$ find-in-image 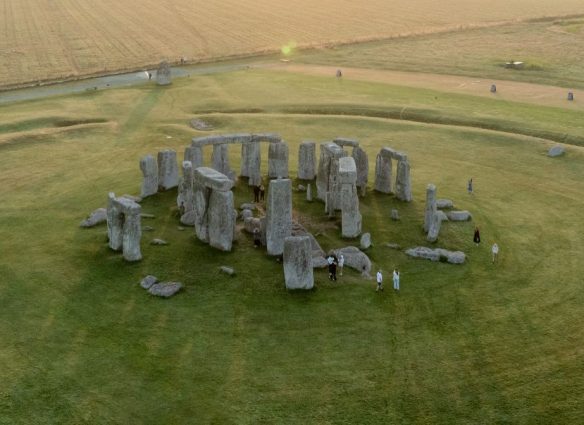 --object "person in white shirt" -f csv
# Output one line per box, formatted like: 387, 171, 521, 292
393, 269, 400, 291
338, 254, 344, 276
492, 243, 499, 263
376, 270, 383, 292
